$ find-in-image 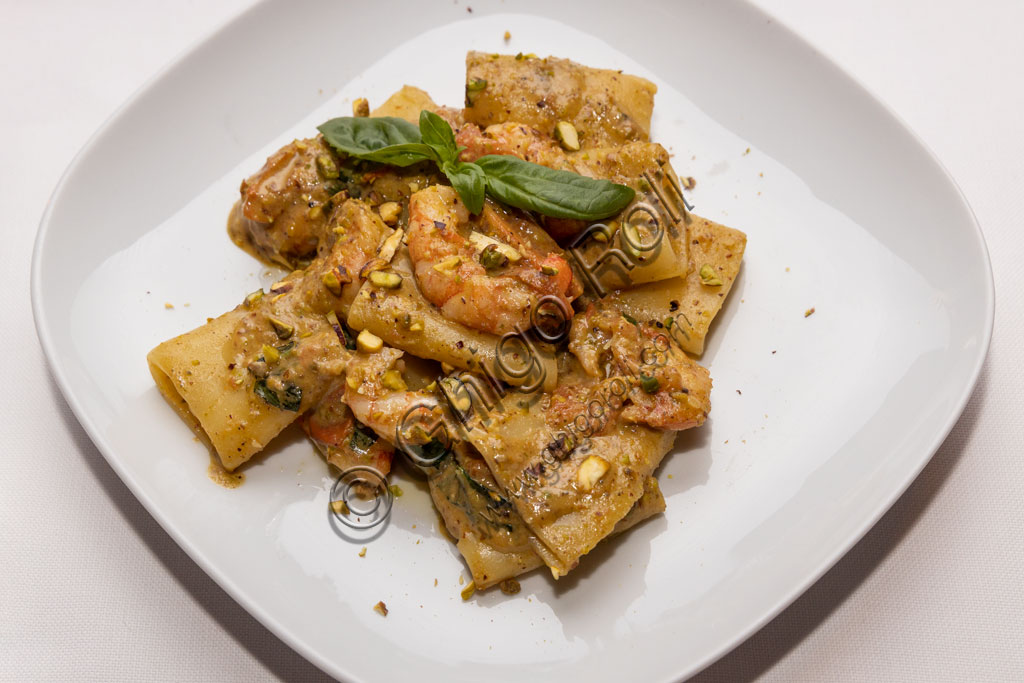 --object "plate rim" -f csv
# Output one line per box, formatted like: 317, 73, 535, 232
30, 1, 995, 680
